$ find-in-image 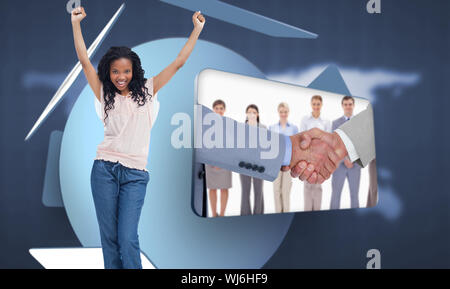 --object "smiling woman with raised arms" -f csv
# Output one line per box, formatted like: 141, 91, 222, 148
71, 6, 205, 269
